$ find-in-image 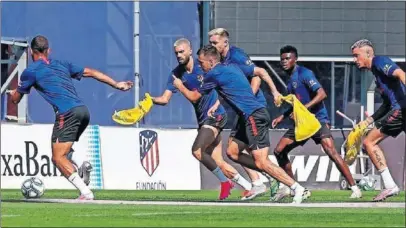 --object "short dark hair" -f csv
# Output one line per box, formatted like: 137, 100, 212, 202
197, 45, 221, 61
280, 45, 298, 58
30, 35, 49, 54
